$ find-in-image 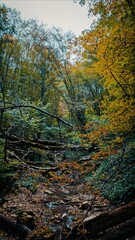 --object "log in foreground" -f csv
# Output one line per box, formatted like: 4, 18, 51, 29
0, 214, 31, 239
99, 217, 135, 240
65, 201, 135, 240
0, 202, 135, 240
